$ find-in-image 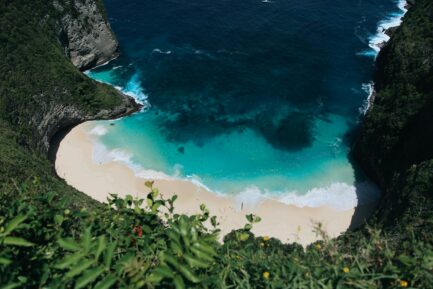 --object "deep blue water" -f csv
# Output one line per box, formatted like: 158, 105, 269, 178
86, 0, 406, 209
